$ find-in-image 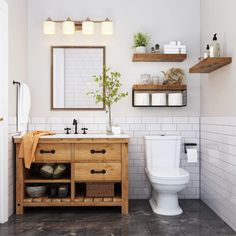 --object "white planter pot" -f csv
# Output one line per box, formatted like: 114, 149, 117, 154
135, 46, 146, 53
